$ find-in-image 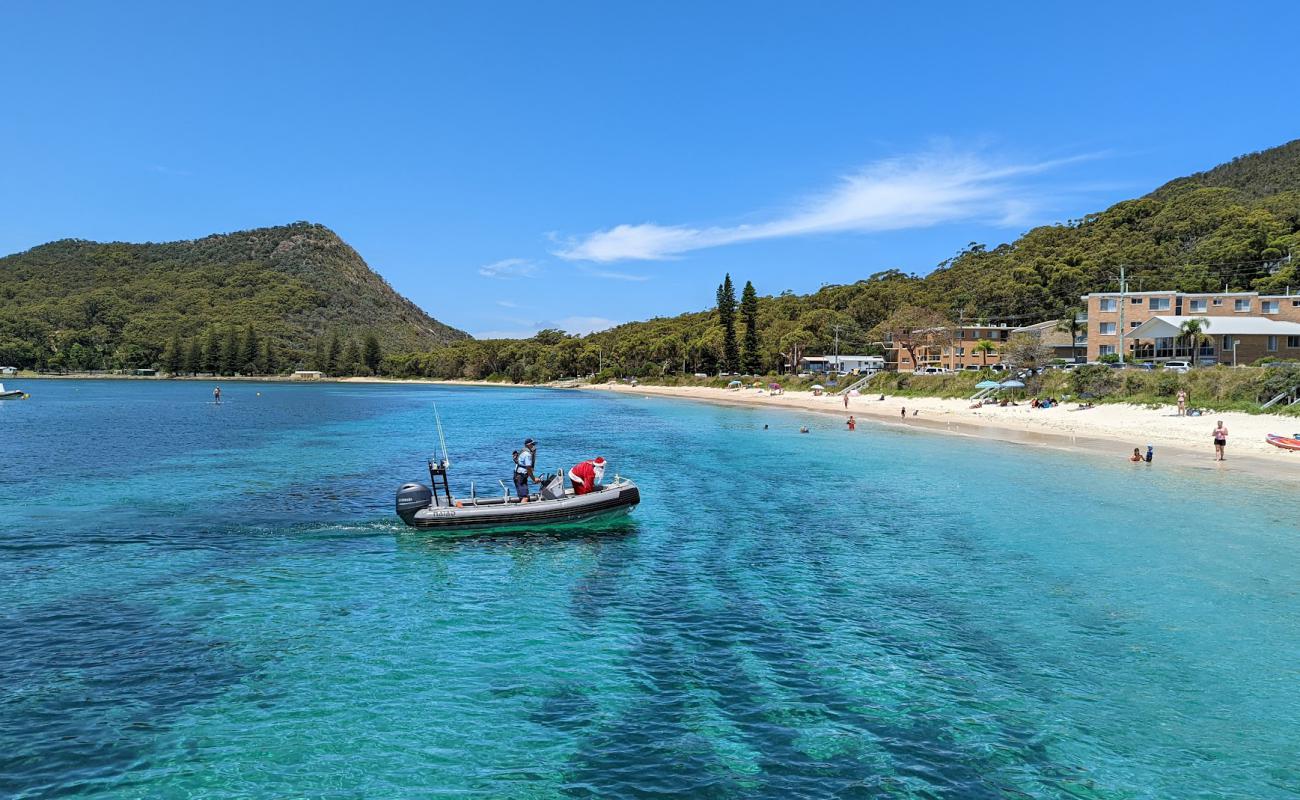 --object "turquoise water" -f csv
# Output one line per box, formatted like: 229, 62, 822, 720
2, 379, 1298, 799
